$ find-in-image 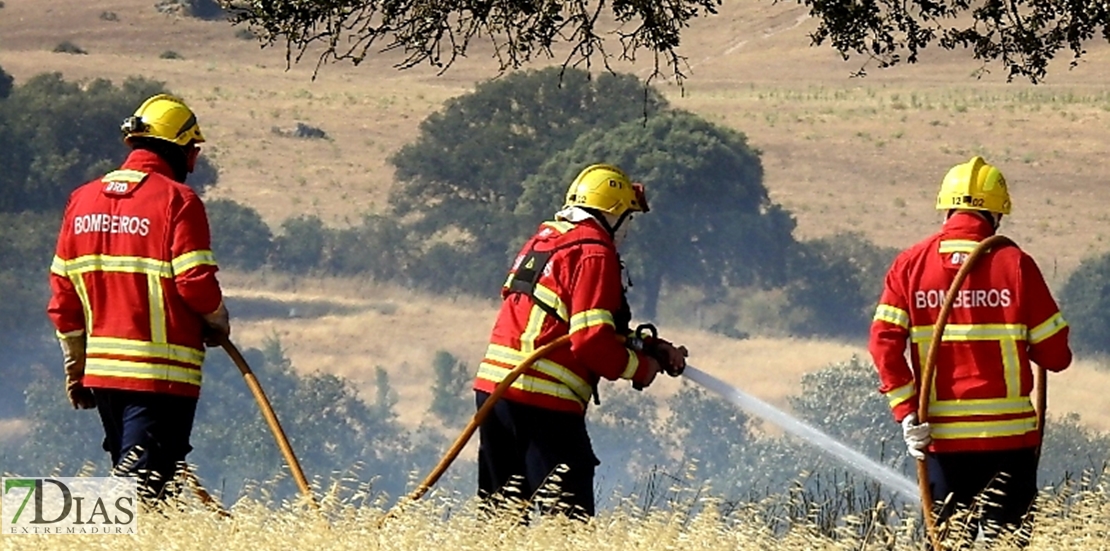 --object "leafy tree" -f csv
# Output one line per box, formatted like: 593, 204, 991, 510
429, 350, 471, 426
321, 214, 413, 282
271, 215, 327, 274
1059, 251, 1110, 355
0, 64, 12, 99
0, 212, 61, 354
0, 73, 217, 213
516, 110, 796, 318
803, 0, 1110, 82
230, 0, 1109, 83
3, 337, 416, 502
230, 0, 720, 82
205, 198, 273, 271
389, 66, 668, 280
788, 355, 903, 470
785, 233, 898, 339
